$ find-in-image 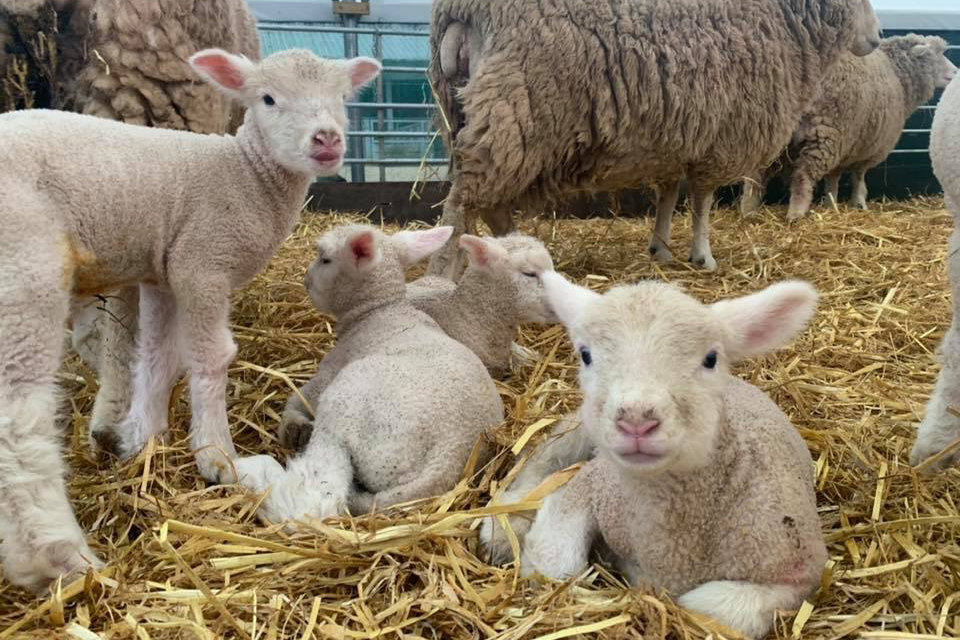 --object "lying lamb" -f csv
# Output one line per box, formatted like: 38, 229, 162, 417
427, 0, 881, 275
0, 48, 380, 591
913, 74, 960, 468
407, 233, 557, 377
235, 224, 503, 521
485, 275, 826, 639
743, 35, 957, 219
